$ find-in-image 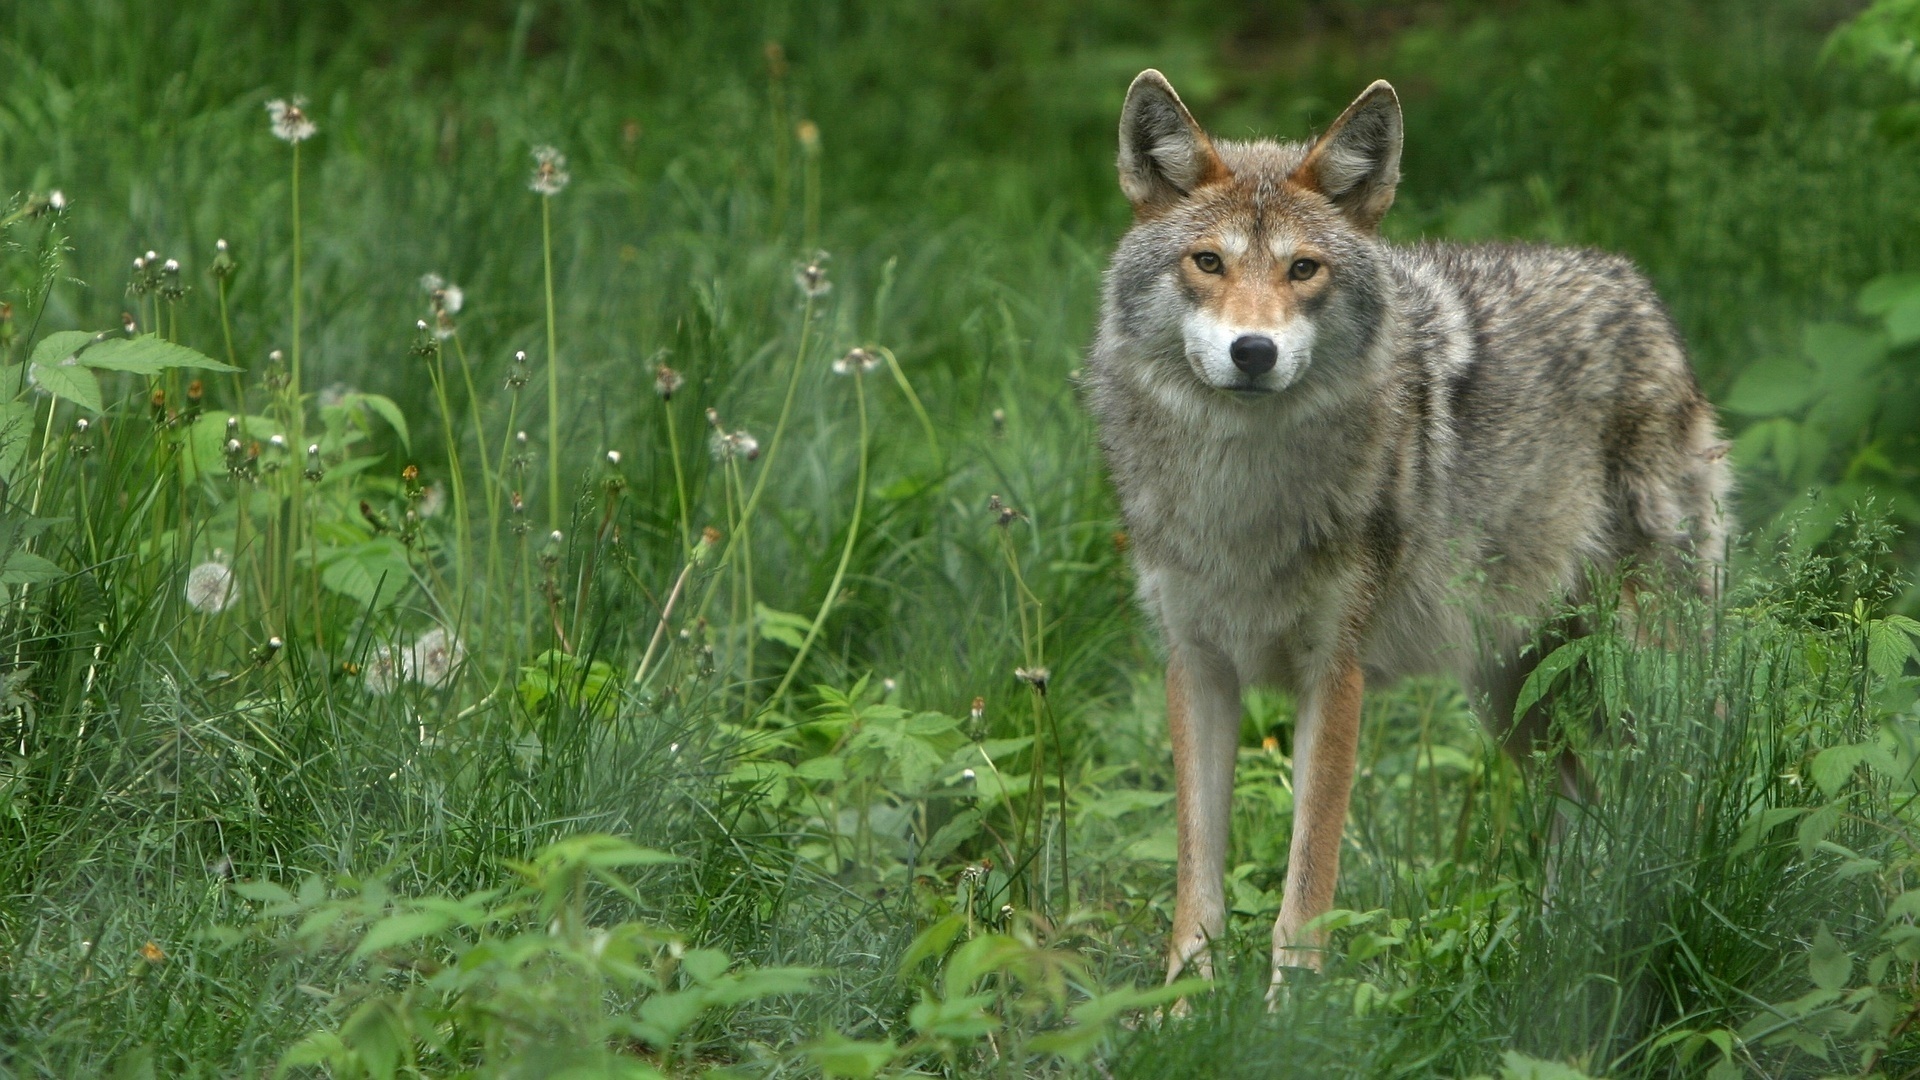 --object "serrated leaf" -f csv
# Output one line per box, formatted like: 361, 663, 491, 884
27, 361, 102, 413
1809, 925, 1851, 991
1888, 889, 1920, 922
79, 335, 238, 374
680, 948, 731, 985
318, 539, 413, 610
27, 331, 97, 369
0, 550, 63, 586
1810, 744, 1872, 797
637, 989, 706, 1044
1868, 615, 1920, 678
